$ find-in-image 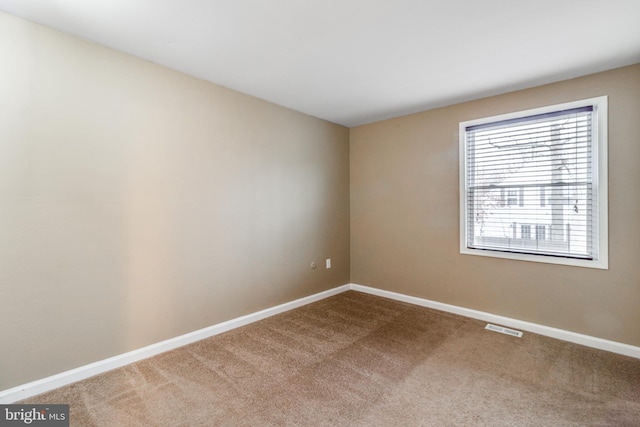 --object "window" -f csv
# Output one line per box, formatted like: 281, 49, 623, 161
459, 97, 608, 269
506, 188, 520, 206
